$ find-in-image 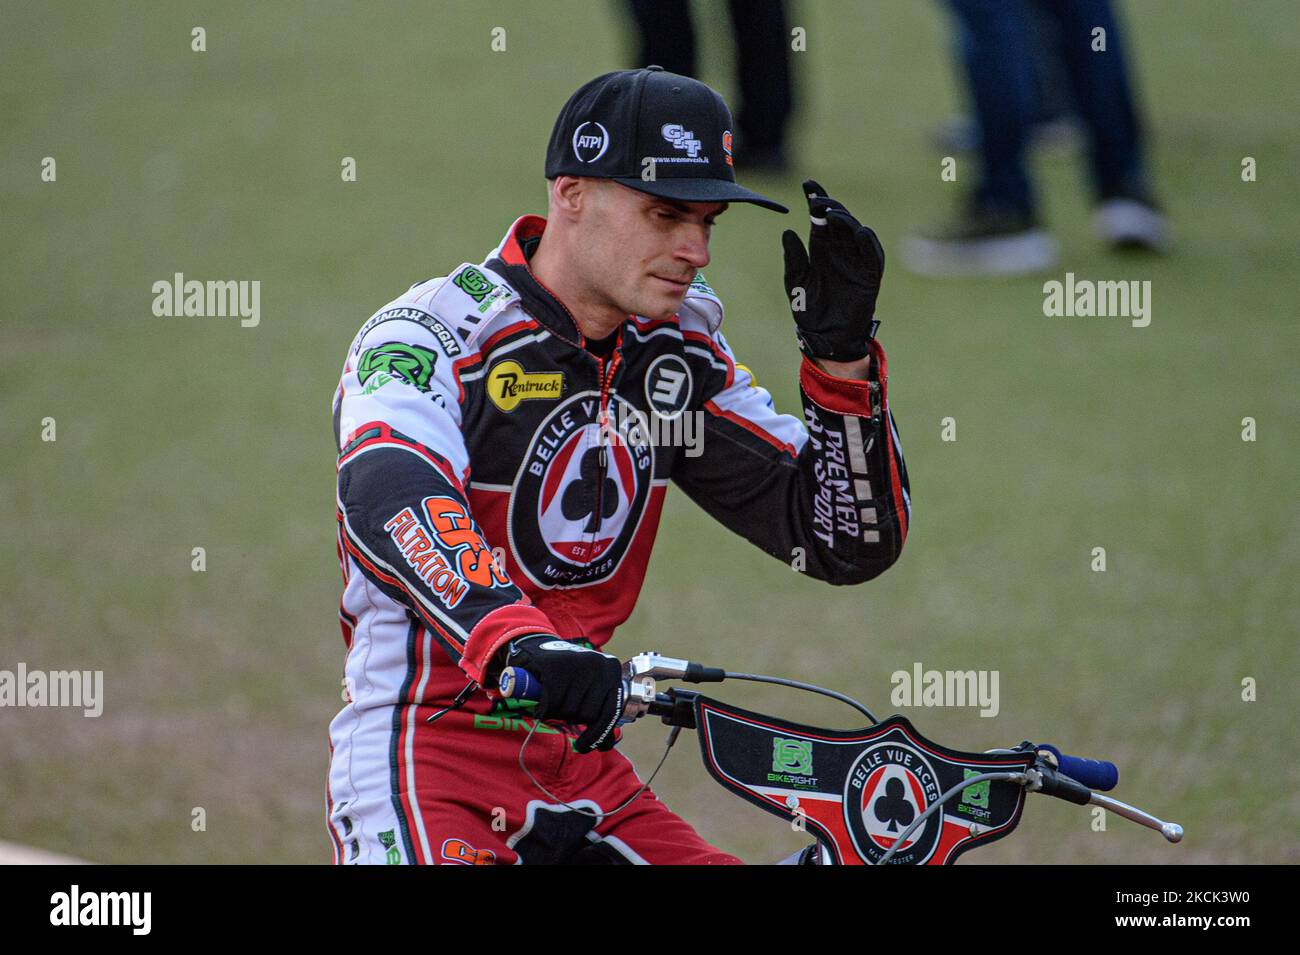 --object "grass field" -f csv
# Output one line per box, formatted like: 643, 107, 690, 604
2, 0, 1297, 864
